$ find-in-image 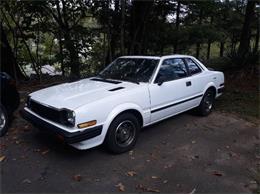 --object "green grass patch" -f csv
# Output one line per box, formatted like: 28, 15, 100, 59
215, 89, 259, 123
